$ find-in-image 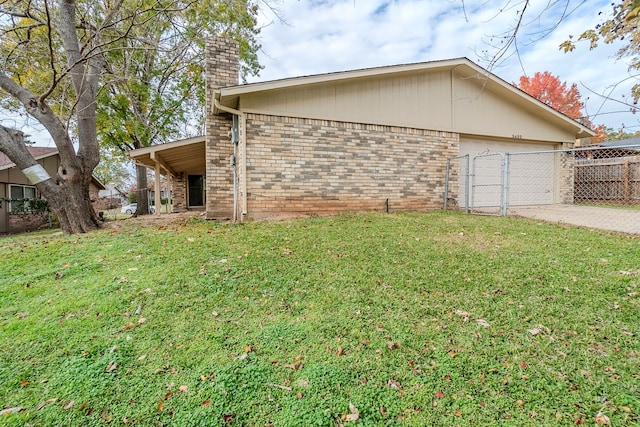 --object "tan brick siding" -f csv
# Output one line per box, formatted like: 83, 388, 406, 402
172, 172, 186, 212
559, 141, 575, 204
205, 37, 239, 219
240, 114, 458, 219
